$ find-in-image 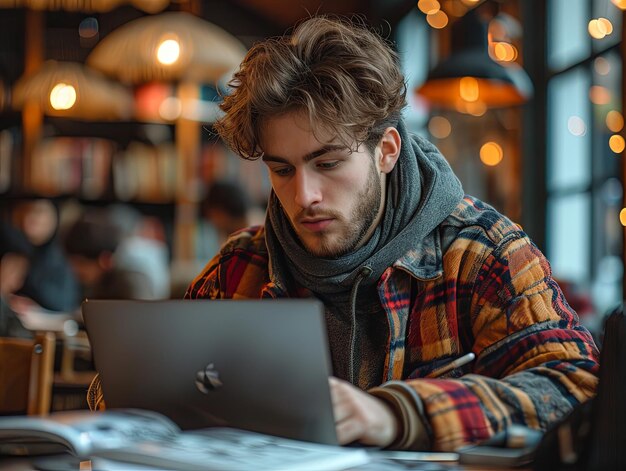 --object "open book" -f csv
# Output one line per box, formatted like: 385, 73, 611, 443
0, 409, 370, 471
